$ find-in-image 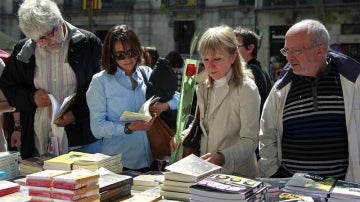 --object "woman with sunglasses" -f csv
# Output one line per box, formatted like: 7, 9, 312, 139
86, 25, 179, 172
